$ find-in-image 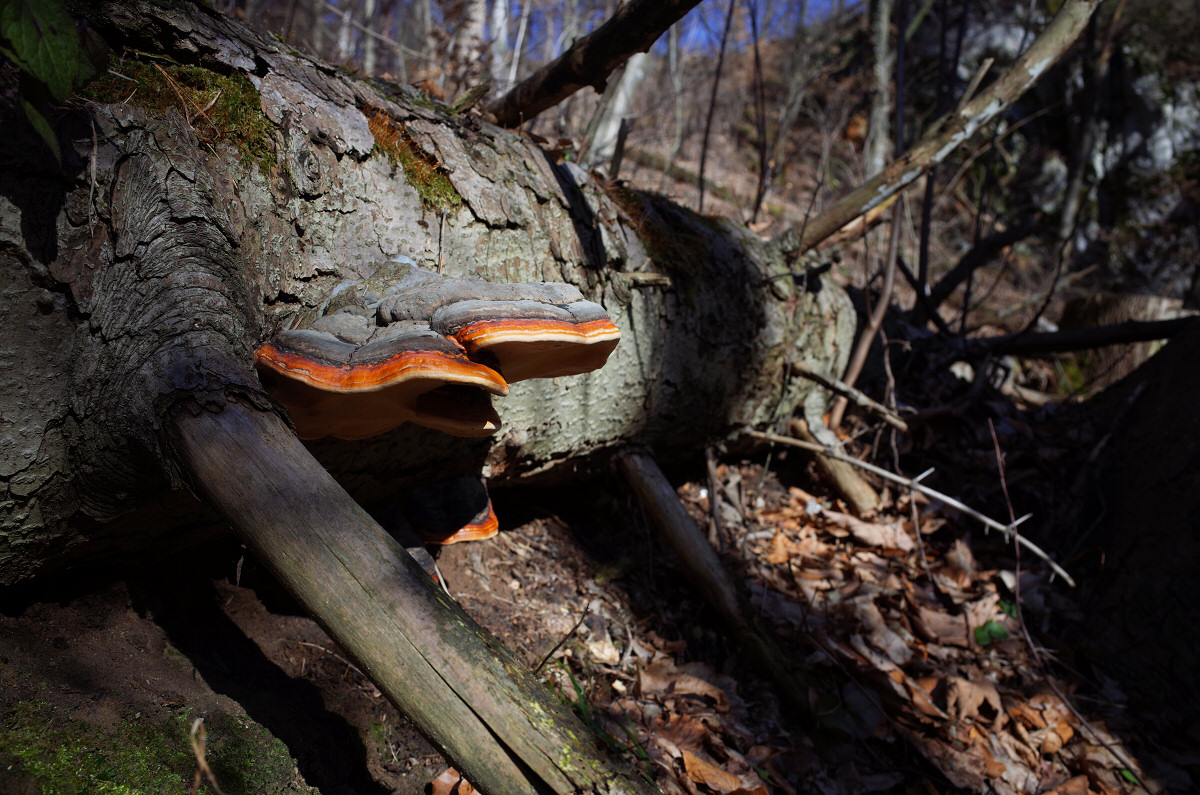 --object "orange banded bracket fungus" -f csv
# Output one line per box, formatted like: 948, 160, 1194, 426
255, 319, 509, 440
253, 258, 622, 543
255, 257, 621, 440
328, 257, 622, 382
371, 475, 500, 546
